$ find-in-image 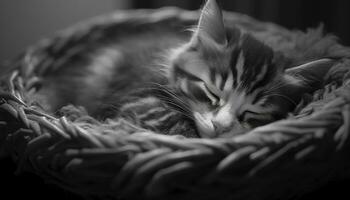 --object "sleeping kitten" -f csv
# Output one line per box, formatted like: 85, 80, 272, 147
163, 0, 335, 138
41, 0, 335, 138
